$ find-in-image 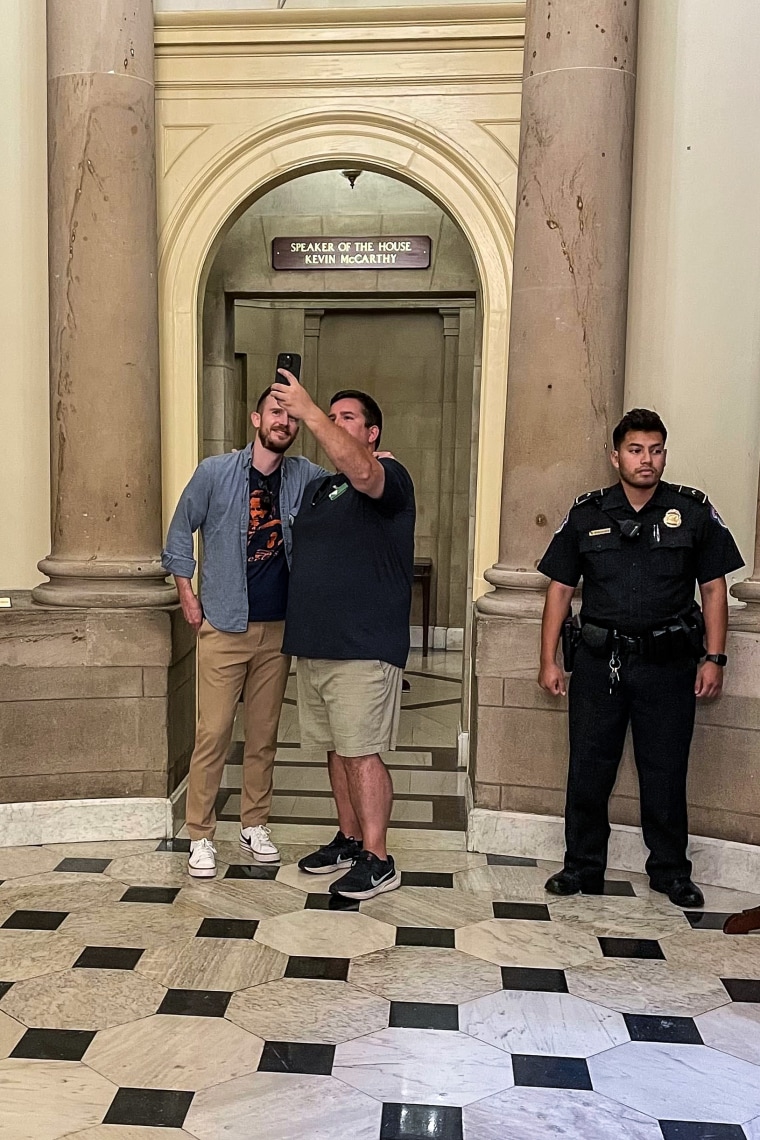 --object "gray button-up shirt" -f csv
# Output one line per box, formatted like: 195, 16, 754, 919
162, 444, 328, 633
